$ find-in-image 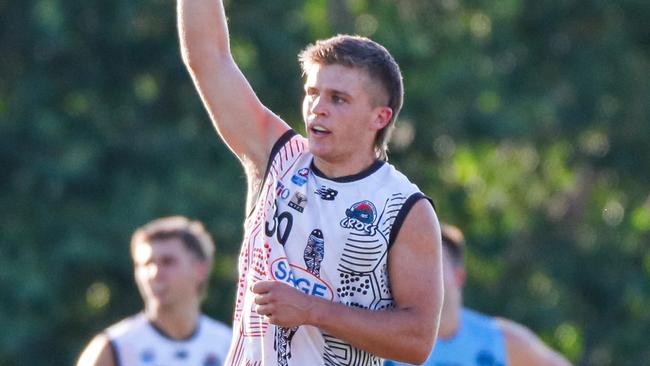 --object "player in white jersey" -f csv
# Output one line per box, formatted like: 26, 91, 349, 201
176, 1, 444, 365
385, 224, 572, 366
76, 216, 232, 366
